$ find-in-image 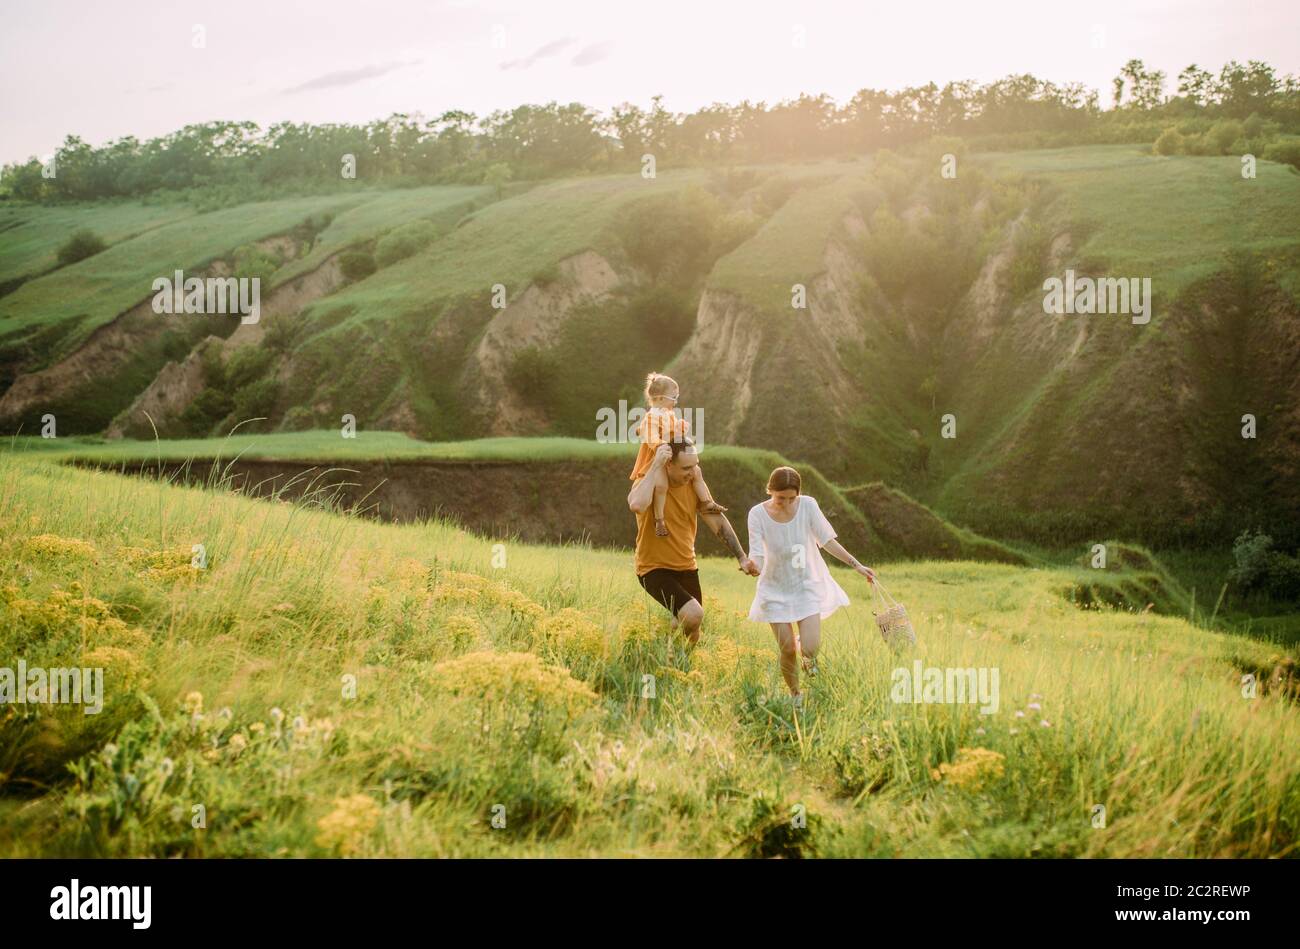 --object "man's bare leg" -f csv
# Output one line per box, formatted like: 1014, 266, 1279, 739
676, 598, 703, 645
